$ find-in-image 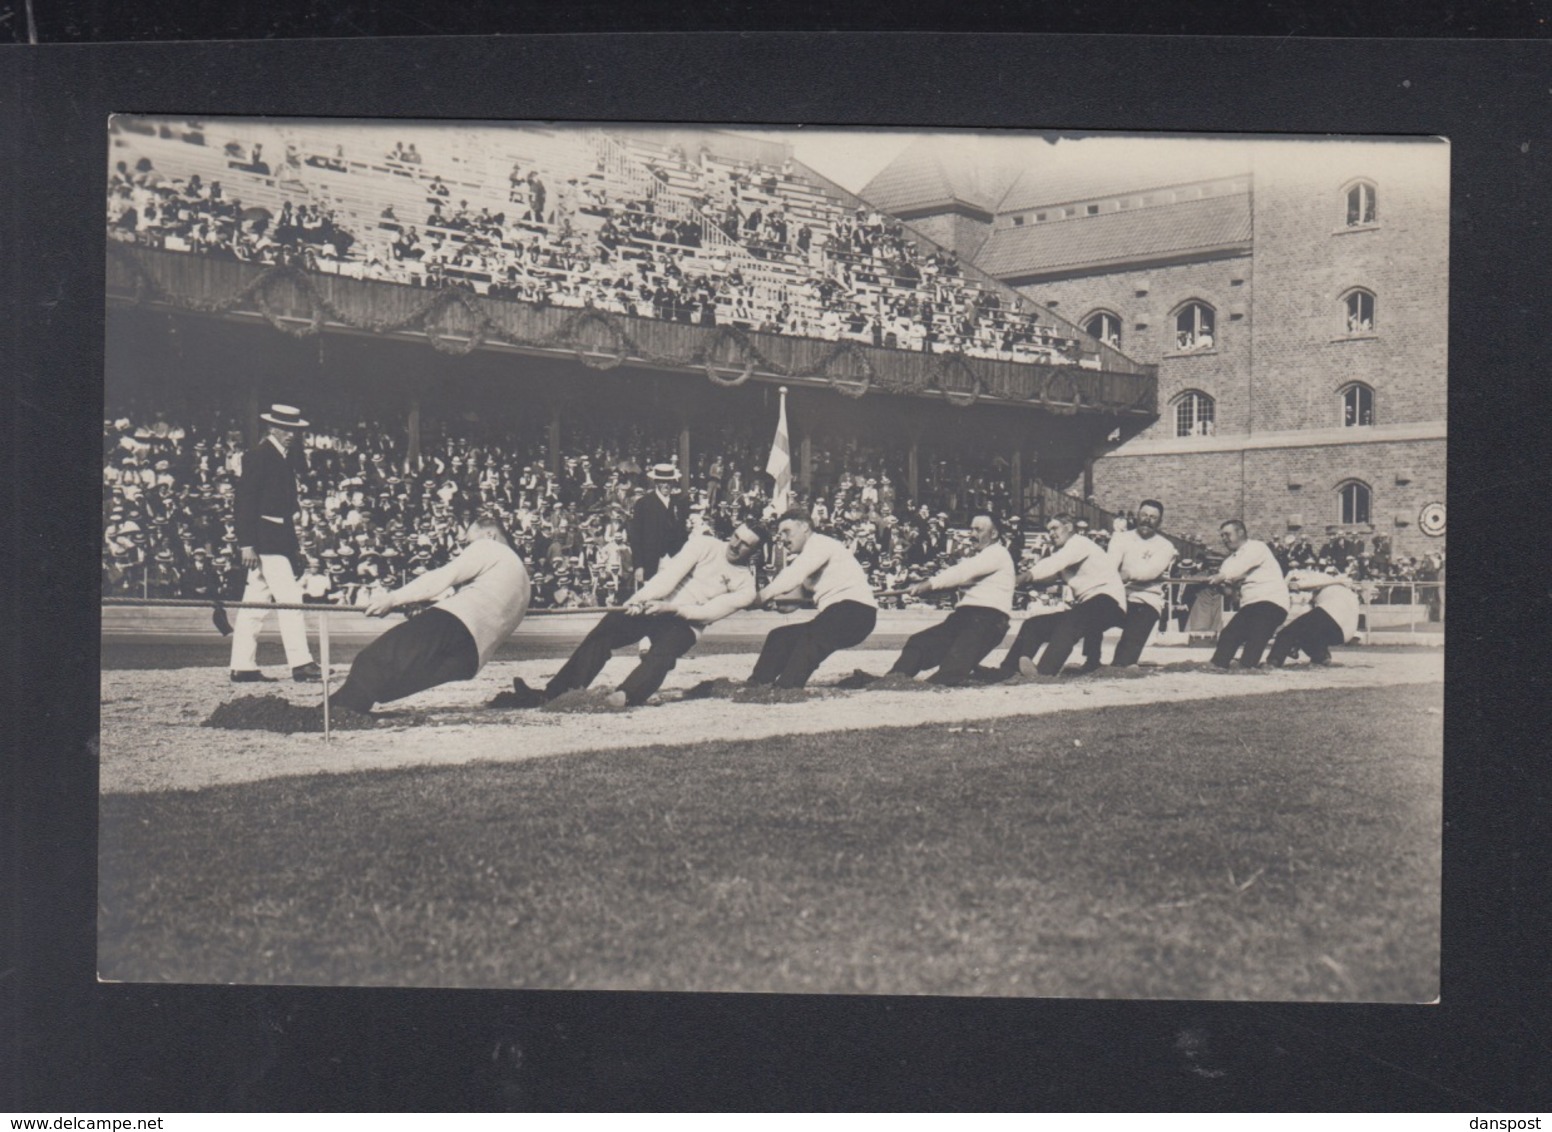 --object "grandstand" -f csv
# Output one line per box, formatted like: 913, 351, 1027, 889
109, 117, 1116, 367
105, 118, 1172, 556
